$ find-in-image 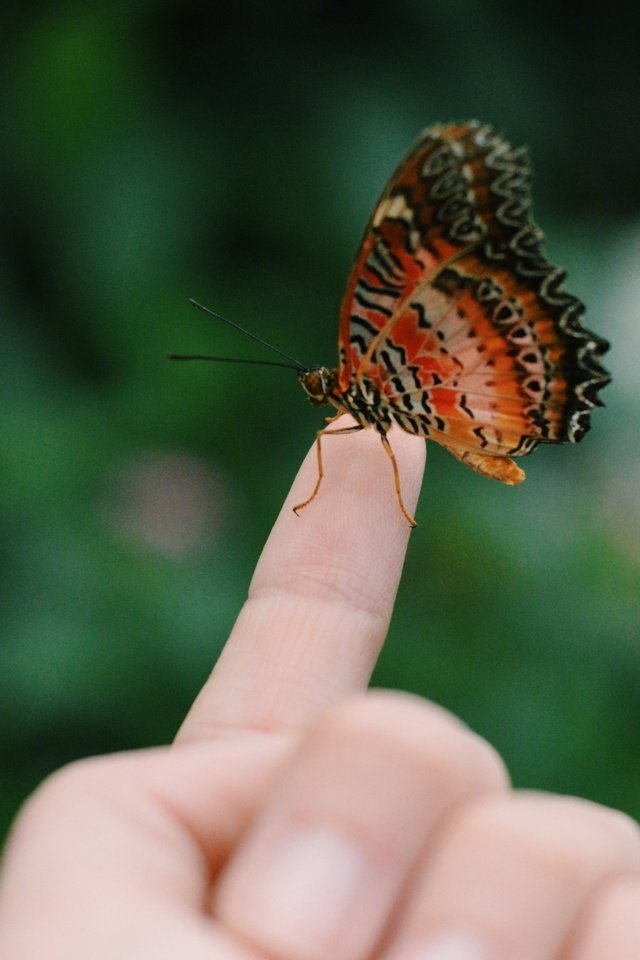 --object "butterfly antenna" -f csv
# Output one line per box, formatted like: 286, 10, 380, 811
167, 353, 302, 371
187, 298, 306, 370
